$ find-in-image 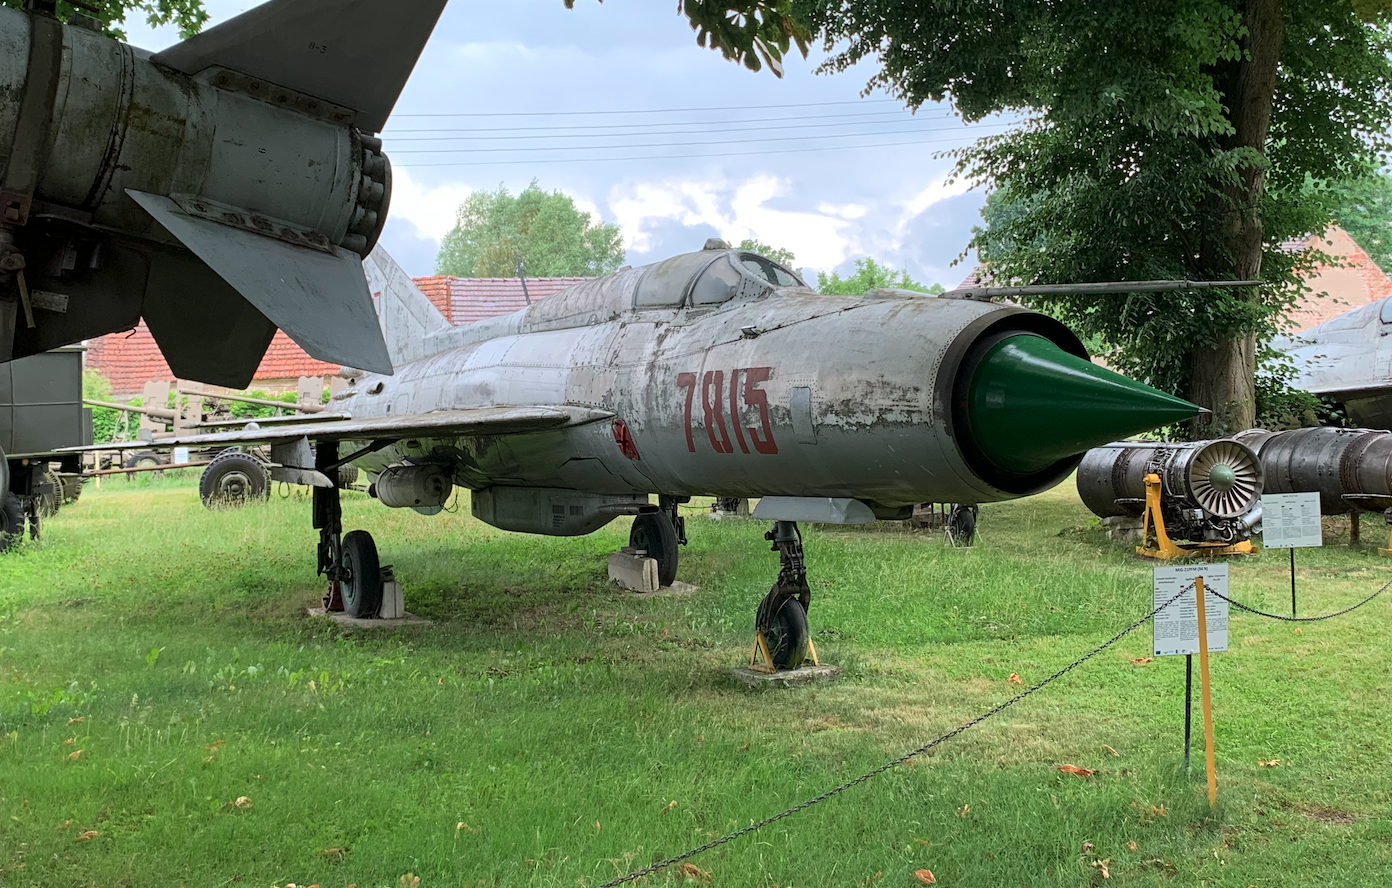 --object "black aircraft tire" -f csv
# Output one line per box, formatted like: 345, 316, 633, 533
630, 511, 679, 587
0, 493, 22, 554
124, 450, 166, 481
199, 451, 268, 509
341, 530, 383, 618
763, 595, 811, 670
